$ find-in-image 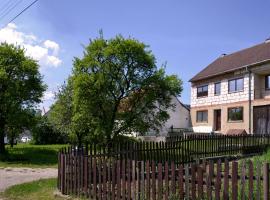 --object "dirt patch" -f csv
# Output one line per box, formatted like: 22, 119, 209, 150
0, 167, 57, 192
